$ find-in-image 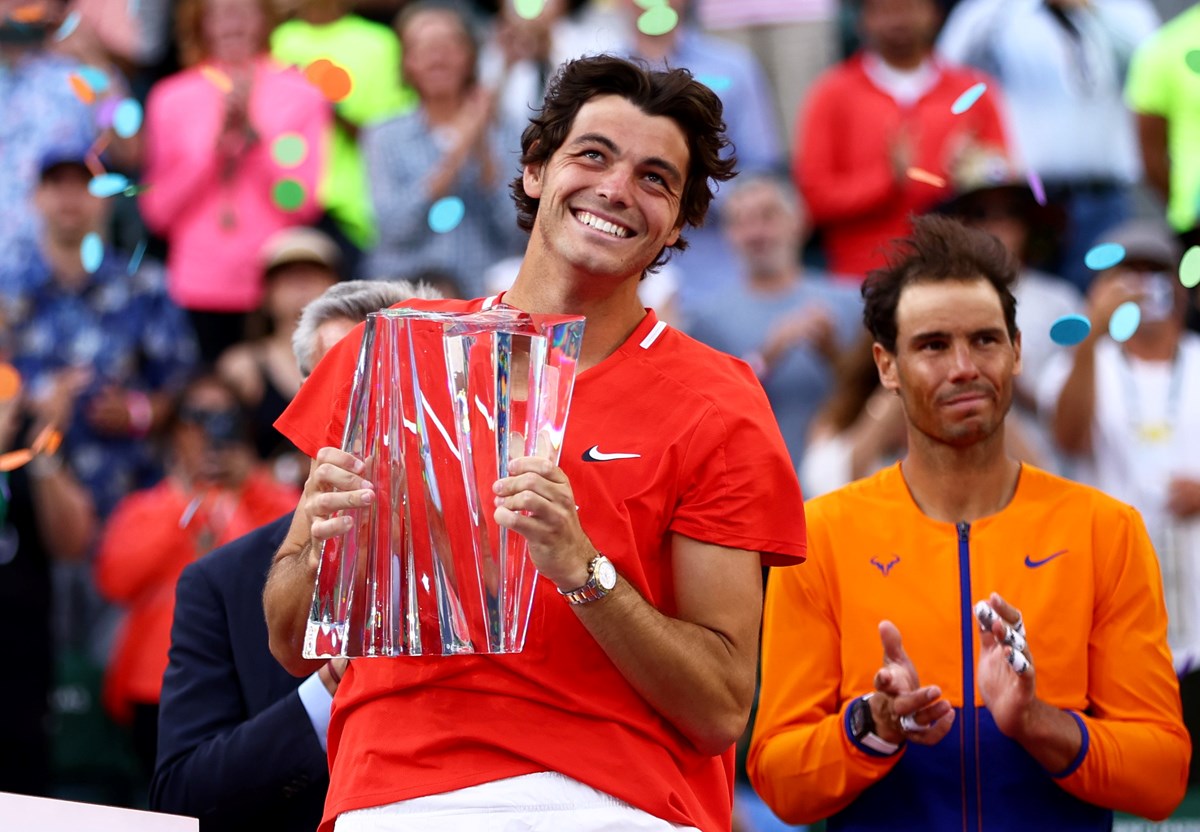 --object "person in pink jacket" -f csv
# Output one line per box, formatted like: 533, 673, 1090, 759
139, 0, 331, 363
